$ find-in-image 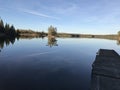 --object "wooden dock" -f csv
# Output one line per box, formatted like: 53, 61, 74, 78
91, 49, 120, 90
92, 49, 120, 78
